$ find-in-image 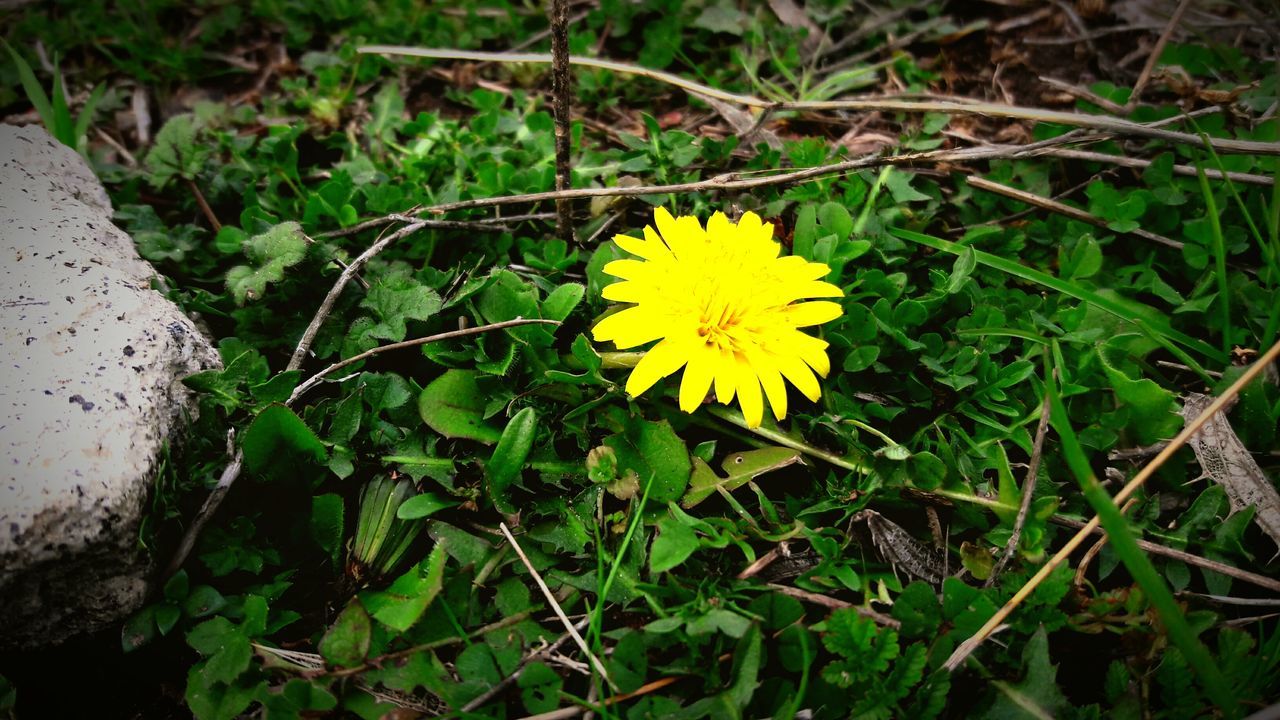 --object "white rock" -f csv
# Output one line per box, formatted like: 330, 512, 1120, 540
0, 124, 220, 648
